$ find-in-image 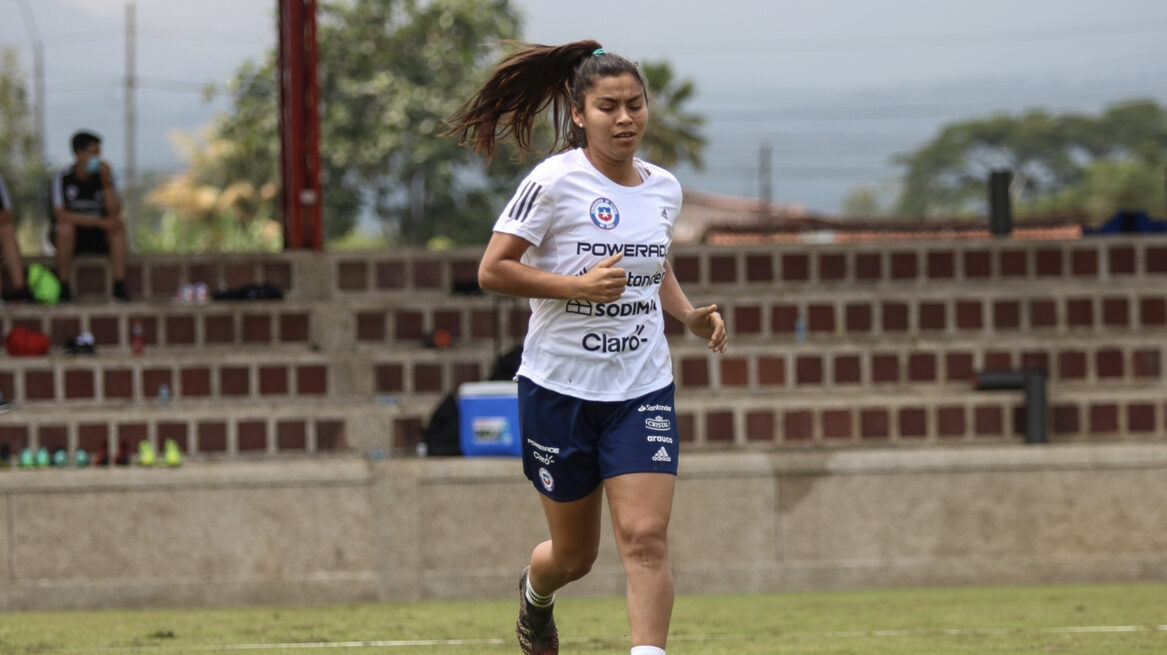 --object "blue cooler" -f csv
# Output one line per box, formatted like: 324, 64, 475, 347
457, 381, 522, 457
